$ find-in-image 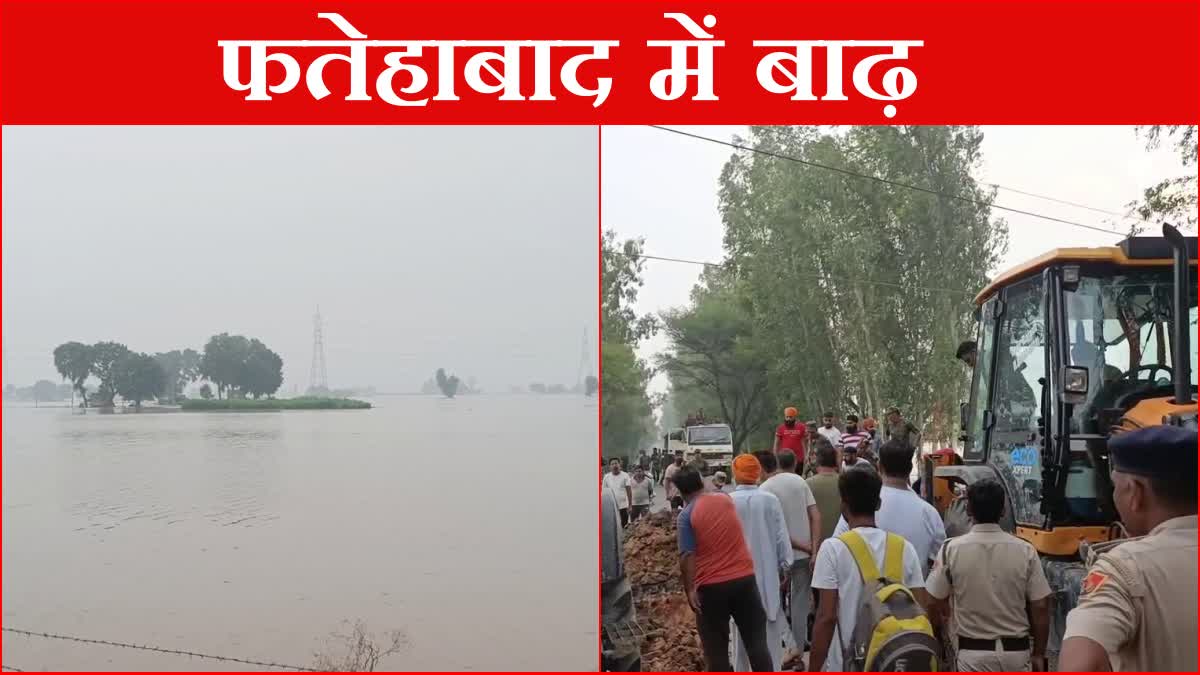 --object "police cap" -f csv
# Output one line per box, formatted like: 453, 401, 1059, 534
1109, 425, 1198, 479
